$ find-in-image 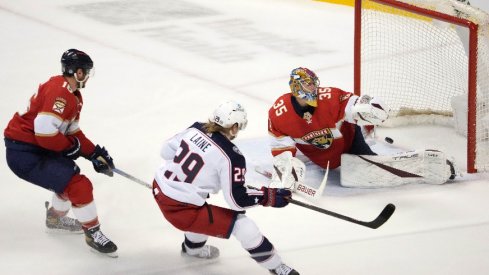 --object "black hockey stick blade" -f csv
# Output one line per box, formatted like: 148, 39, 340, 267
288, 198, 395, 229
